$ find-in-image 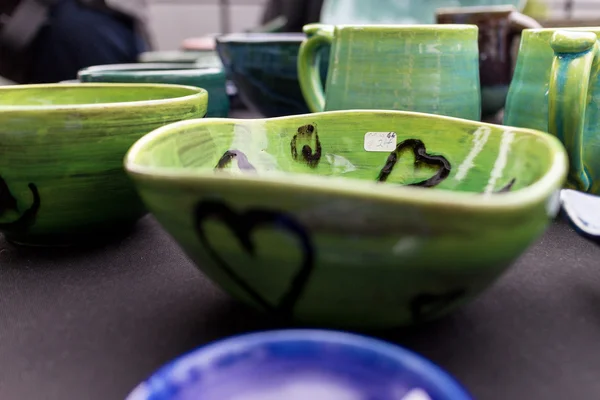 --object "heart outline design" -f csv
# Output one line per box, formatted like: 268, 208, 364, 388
377, 139, 451, 188
290, 123, 322, 168
194, 199, 315, 318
